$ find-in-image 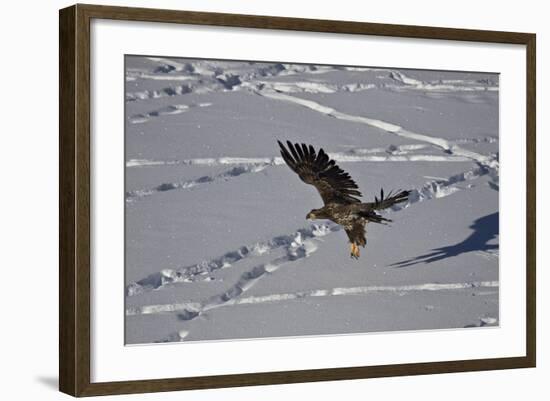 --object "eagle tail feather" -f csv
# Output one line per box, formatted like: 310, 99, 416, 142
372, 188, 410, 210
